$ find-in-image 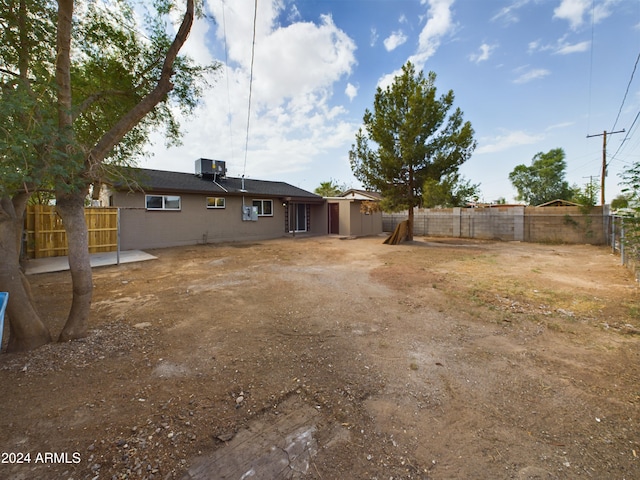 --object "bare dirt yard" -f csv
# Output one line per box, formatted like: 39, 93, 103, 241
1, 235, 639, 480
